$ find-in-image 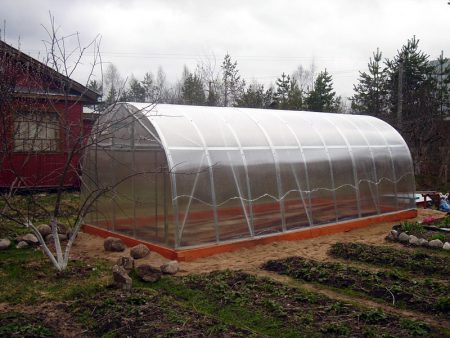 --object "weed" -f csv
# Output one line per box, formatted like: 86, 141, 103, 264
401, 220, 425, 233
0, 312, 54, 337
399, 318, 430, 336
430, 233, 446, 242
